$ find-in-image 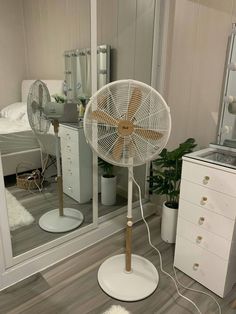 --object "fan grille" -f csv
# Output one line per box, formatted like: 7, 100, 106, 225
27, 80, 51, 134
84, 79, 171, 167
